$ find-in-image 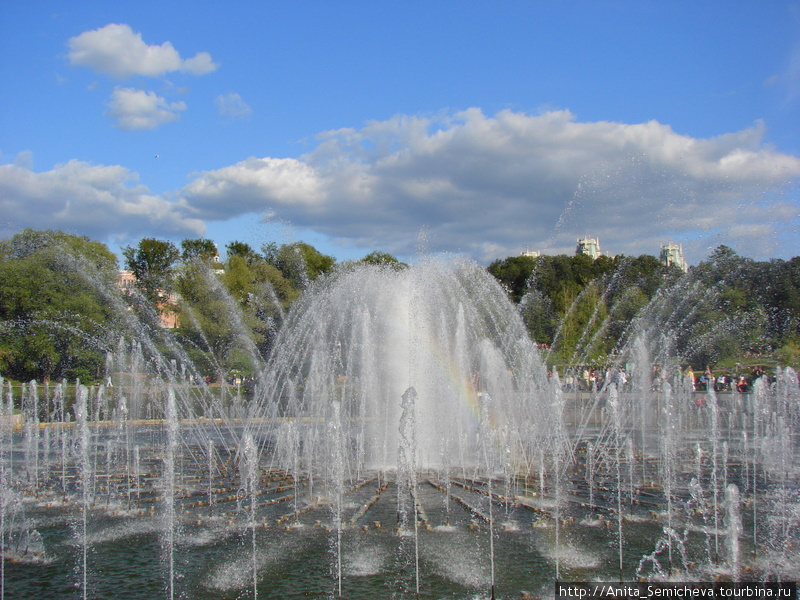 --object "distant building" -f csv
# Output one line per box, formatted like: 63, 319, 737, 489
518, 236, 681, 264
212, 244, 225, 274
576, 236, 601, 259
116, 270, 180, 329
659, 242, 688, 272
117, 269, 137, 294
